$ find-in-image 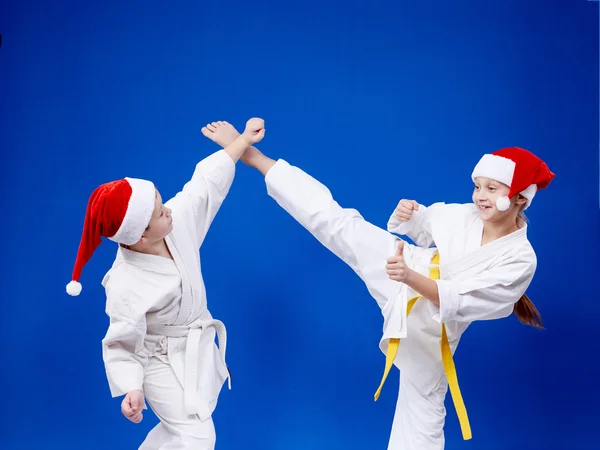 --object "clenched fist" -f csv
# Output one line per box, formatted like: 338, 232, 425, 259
386, 242, 411, 282
121, 389, 145, 424
394, 199, 419, 222
242, 118, 266, 144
